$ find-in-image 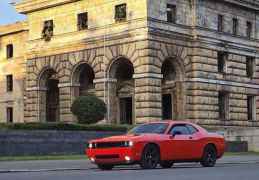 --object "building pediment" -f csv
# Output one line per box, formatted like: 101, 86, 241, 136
15, 0, 81, 14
